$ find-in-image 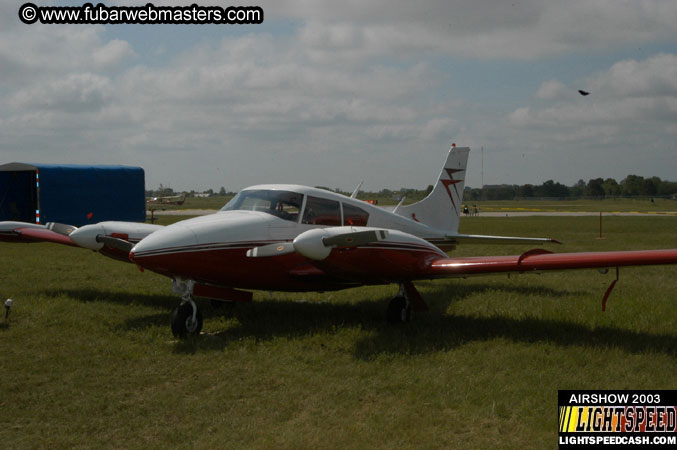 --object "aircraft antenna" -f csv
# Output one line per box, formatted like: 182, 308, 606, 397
350, 181, 364, 199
